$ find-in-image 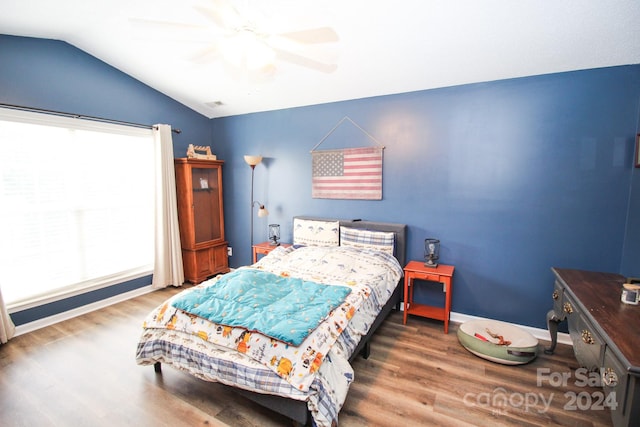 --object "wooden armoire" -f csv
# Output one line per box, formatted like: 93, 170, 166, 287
174, 158, 229, 283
